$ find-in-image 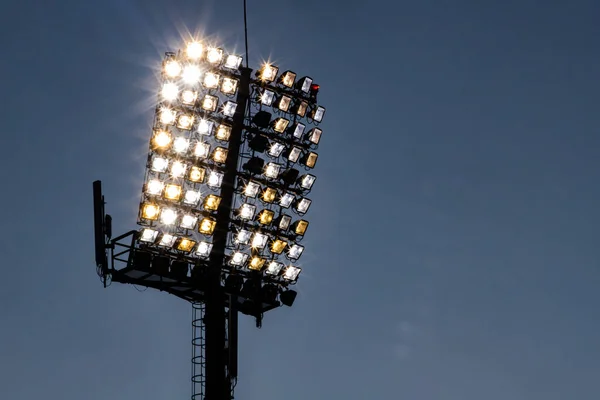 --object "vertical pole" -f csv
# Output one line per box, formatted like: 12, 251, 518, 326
204, 67, 251, 400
